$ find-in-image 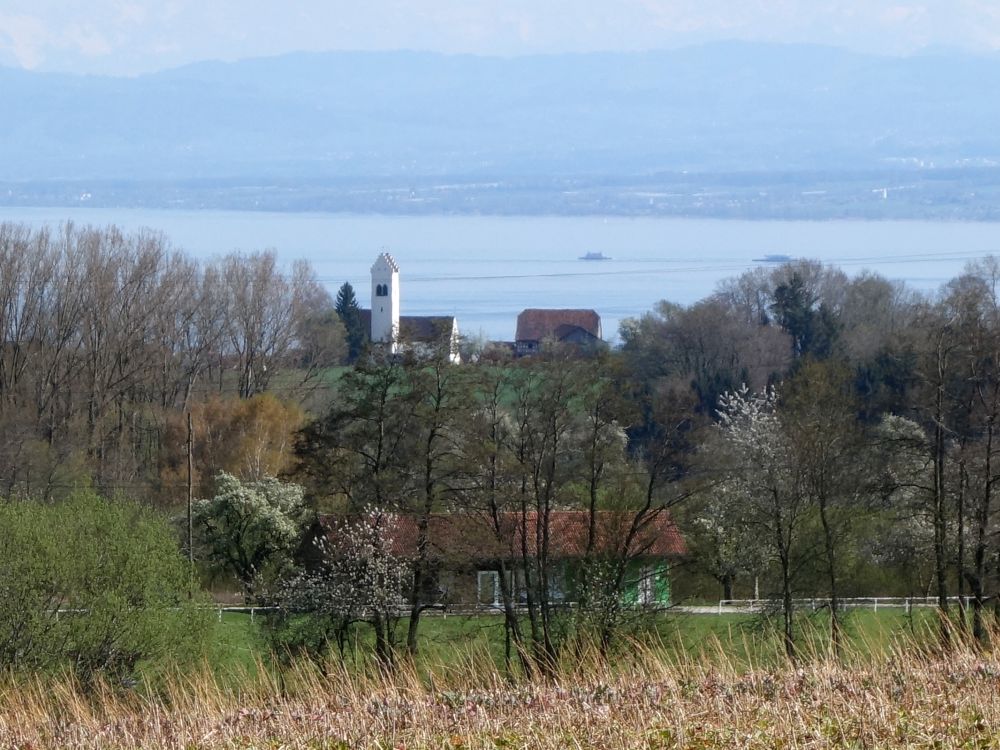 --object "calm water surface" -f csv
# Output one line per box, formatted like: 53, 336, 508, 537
3, 207, 1000, 341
